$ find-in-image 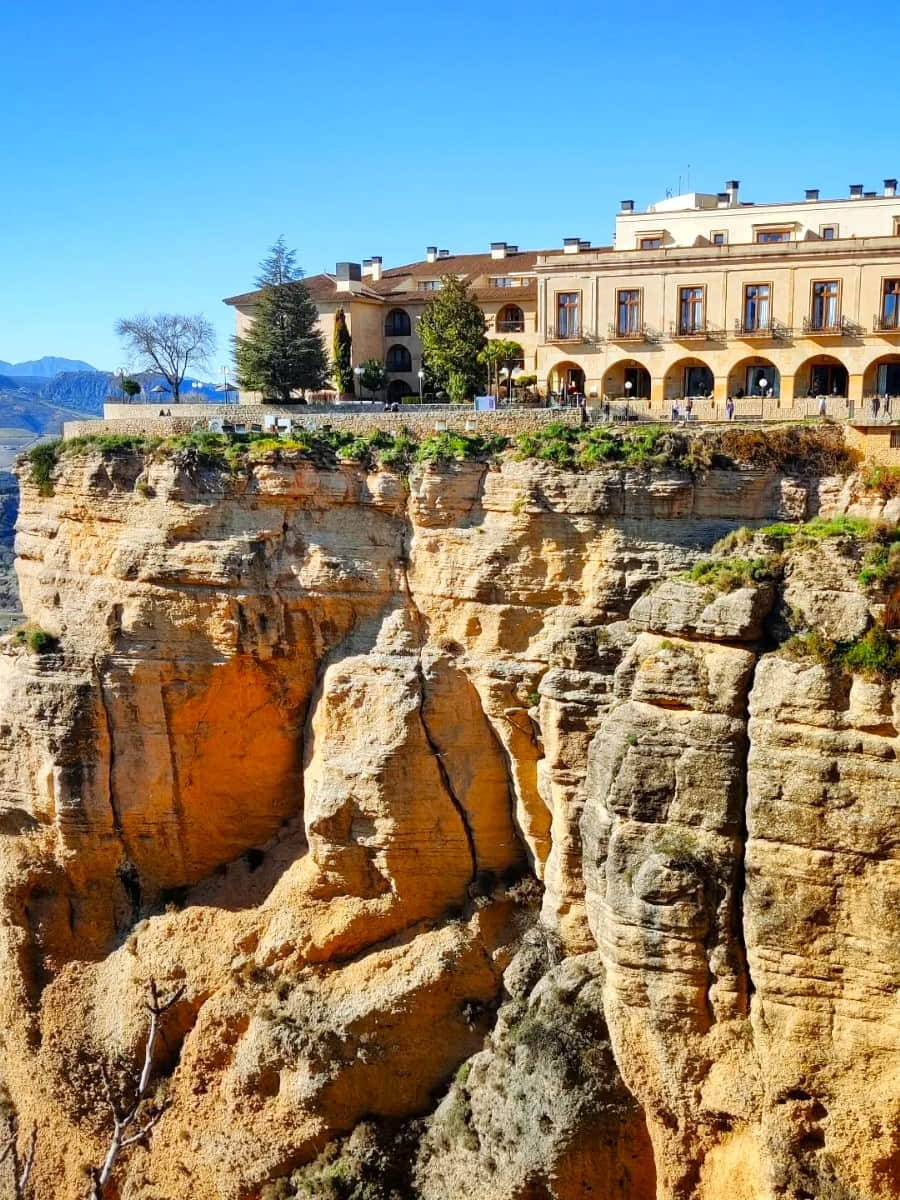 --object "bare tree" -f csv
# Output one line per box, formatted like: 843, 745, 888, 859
87, 979, 185, 1199
0, 1116, 36, 1199
115, 314, 215, 403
